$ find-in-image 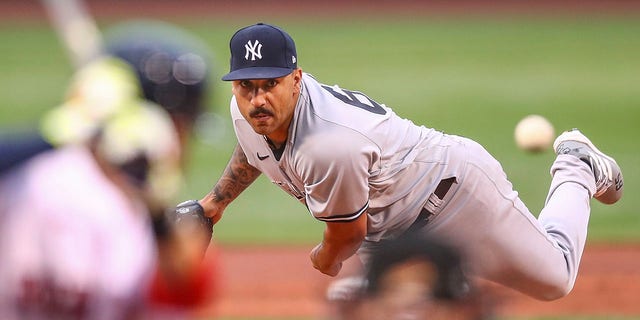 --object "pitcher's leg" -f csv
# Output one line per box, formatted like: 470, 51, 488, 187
537, 154, 595, 295
425, 144, 593, 300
